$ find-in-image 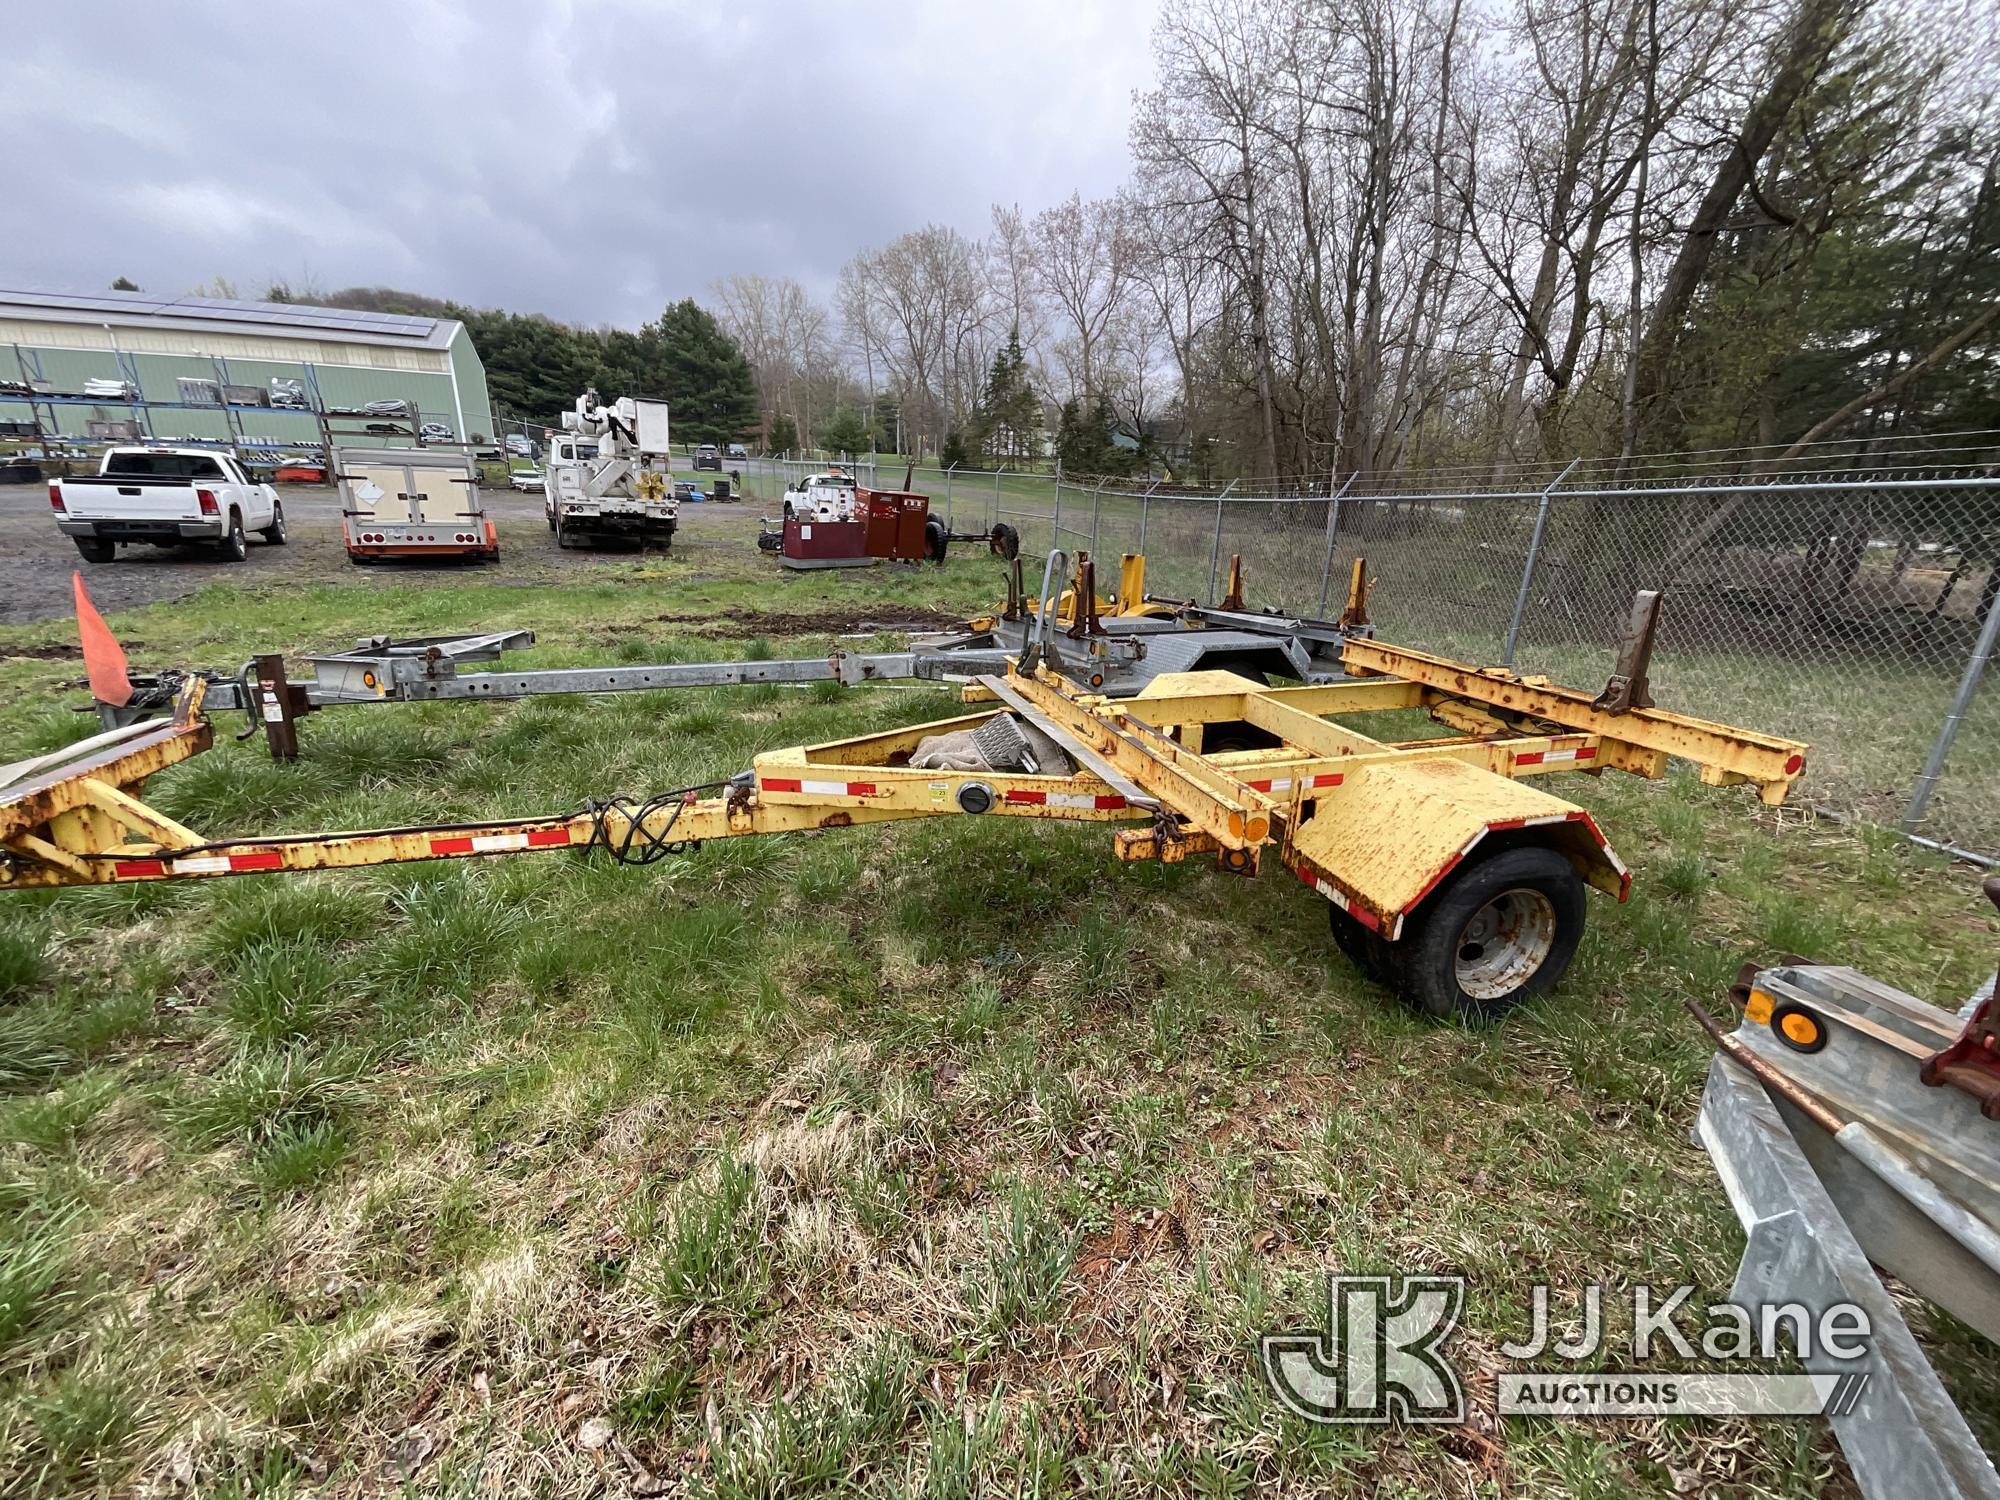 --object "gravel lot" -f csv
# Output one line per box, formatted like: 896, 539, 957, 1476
0, 485, 765, 625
